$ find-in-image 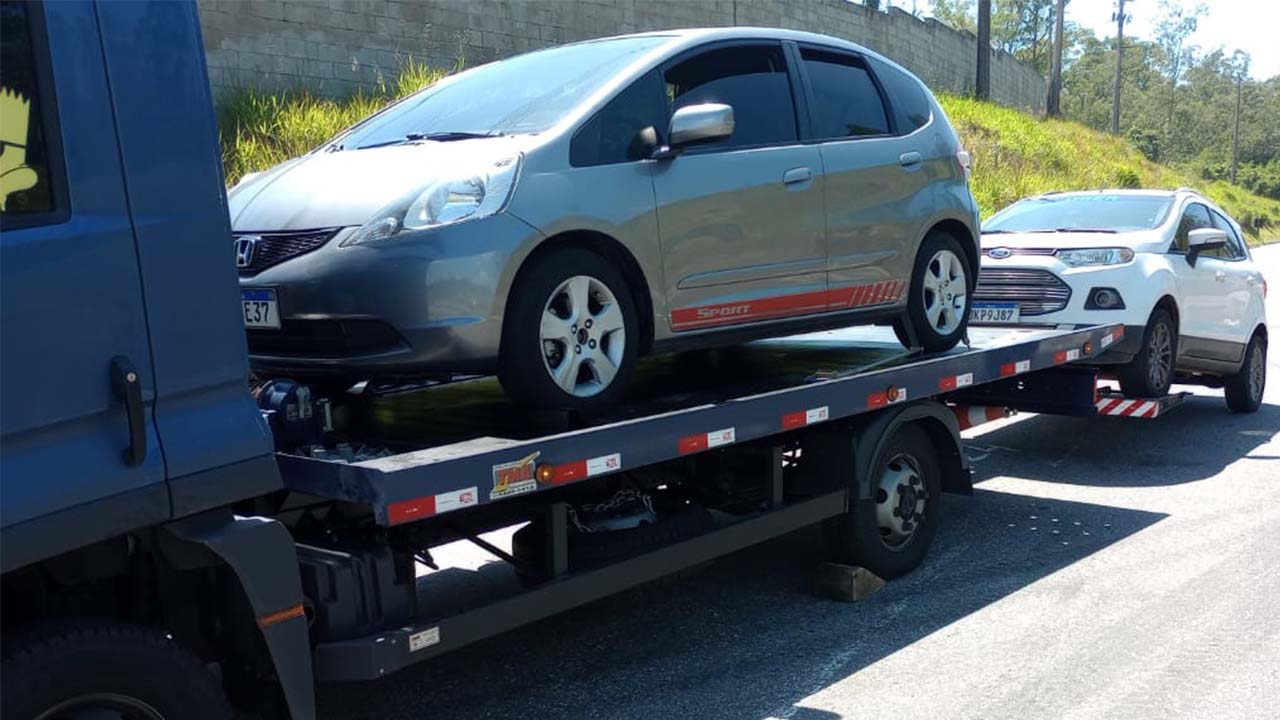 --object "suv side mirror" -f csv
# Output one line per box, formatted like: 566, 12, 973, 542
653, 103, 734, 158
1186, 227, 1228, 266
